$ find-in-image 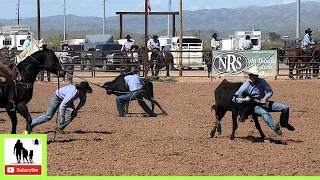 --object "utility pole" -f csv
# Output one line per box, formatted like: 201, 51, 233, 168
37, 0, 41, 41
144, 0, 149, 78
37, 0, 44, 81
296, 0, 300, 39
63, 0, 67, 41
167, 0, 171, 37
103, 0, 106, 34
144, 0, 148, 48
16, 0, 21, 25
179, 0, 183, 76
